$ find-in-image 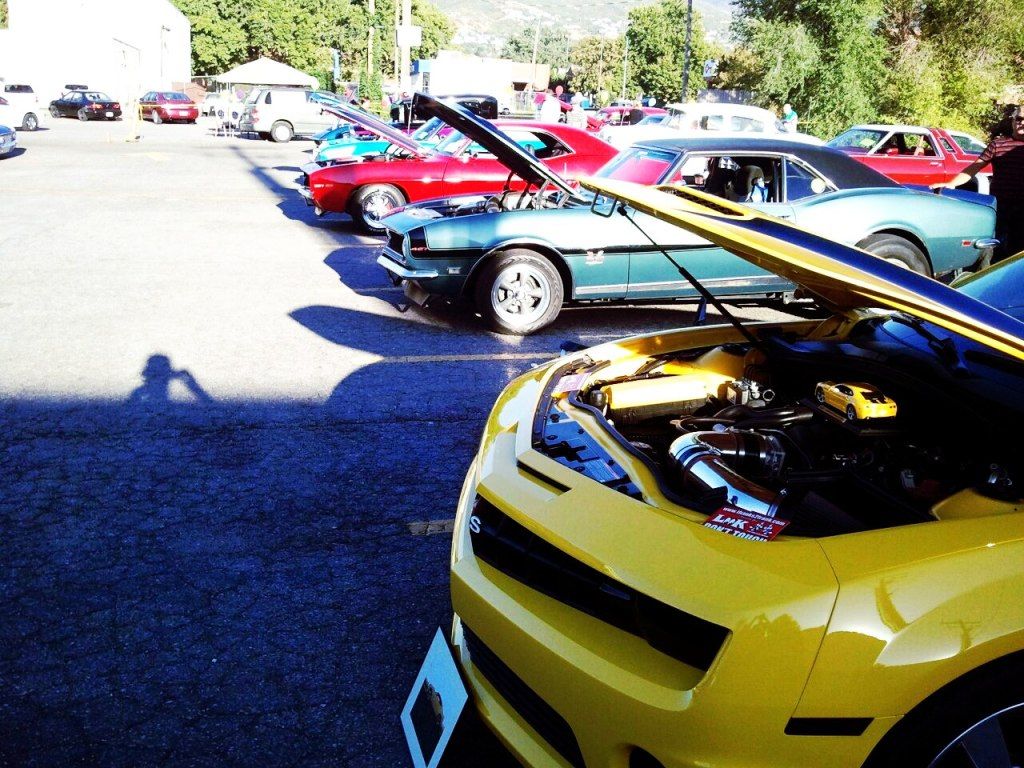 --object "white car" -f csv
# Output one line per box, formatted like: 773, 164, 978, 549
598, 101, 822, 149
0, 84, 44, 131
238, 87, 337, 142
